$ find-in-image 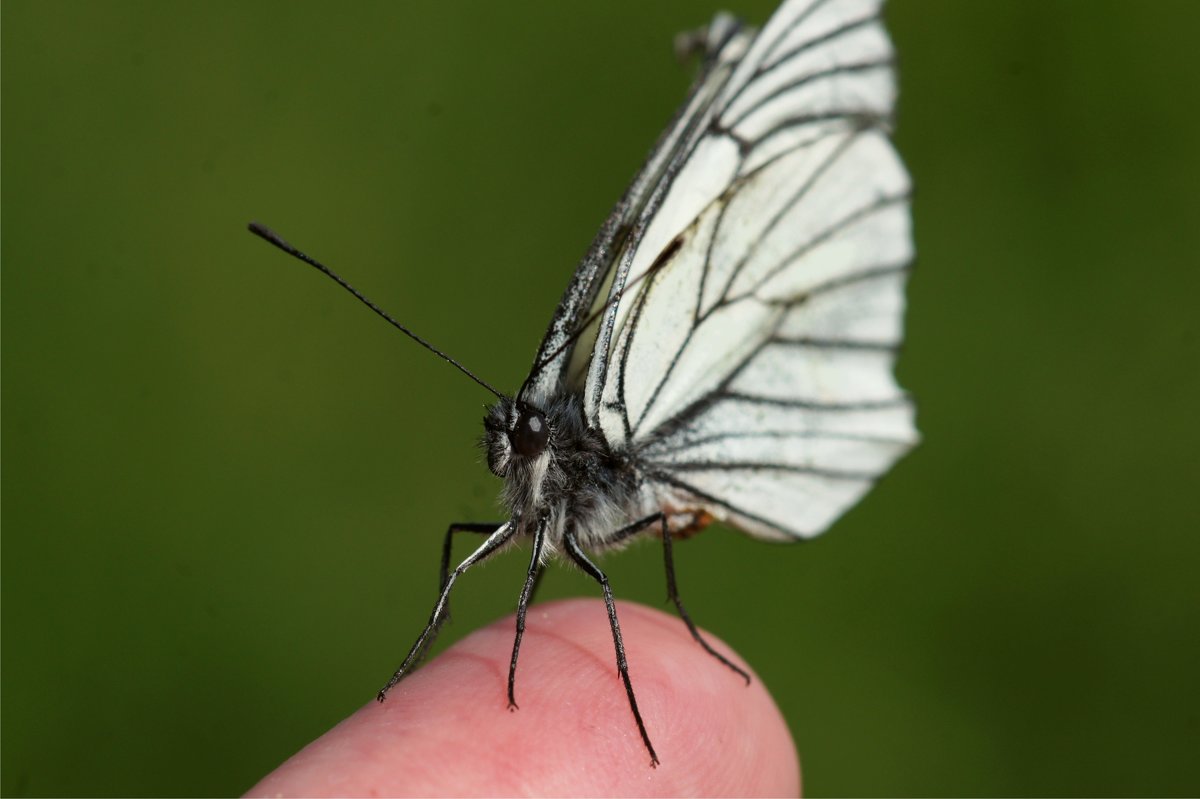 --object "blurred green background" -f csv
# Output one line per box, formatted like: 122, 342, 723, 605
4, 1, 1198, 795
